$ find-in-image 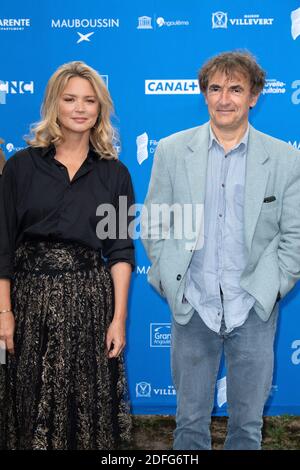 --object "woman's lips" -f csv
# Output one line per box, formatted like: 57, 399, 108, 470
72, 118, 88, 122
